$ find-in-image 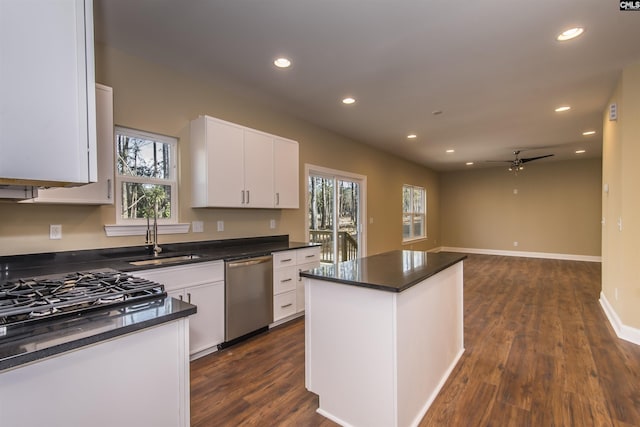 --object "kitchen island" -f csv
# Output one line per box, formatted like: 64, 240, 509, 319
301, 250, 466, 427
